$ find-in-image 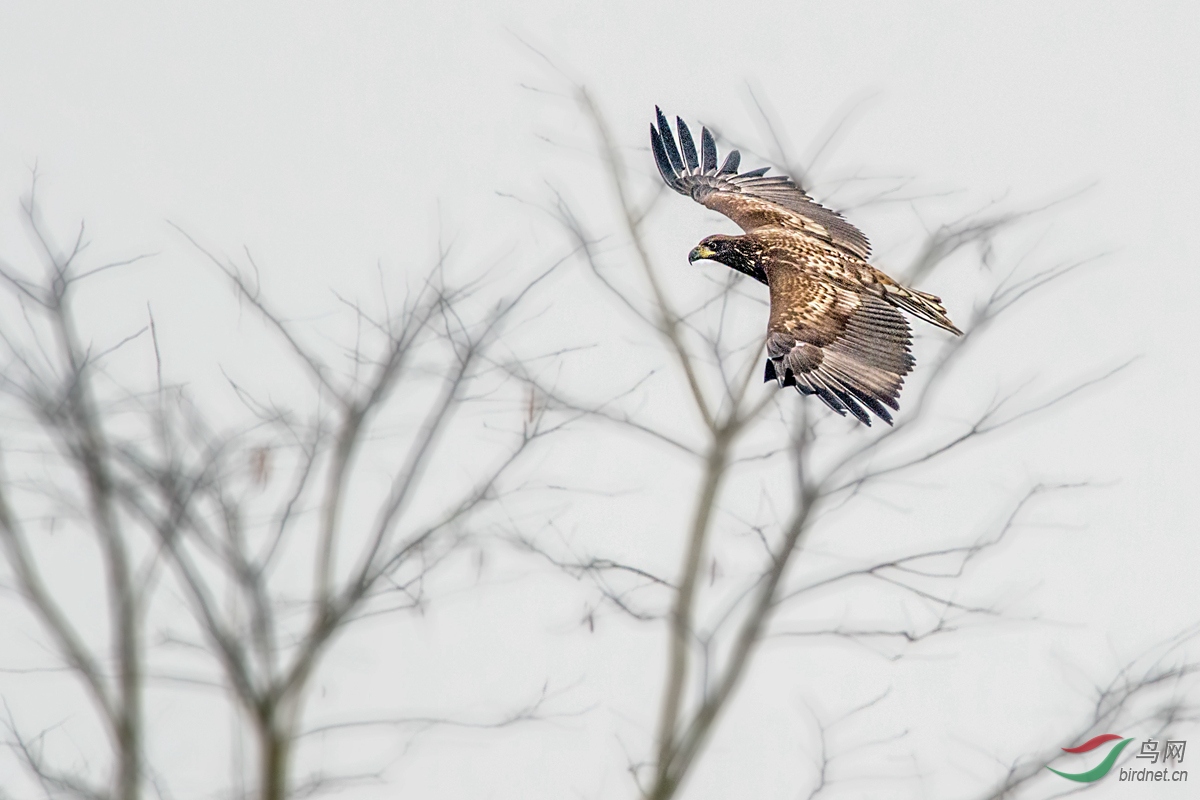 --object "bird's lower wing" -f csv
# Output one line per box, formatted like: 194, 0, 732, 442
766, 287, 915, 426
